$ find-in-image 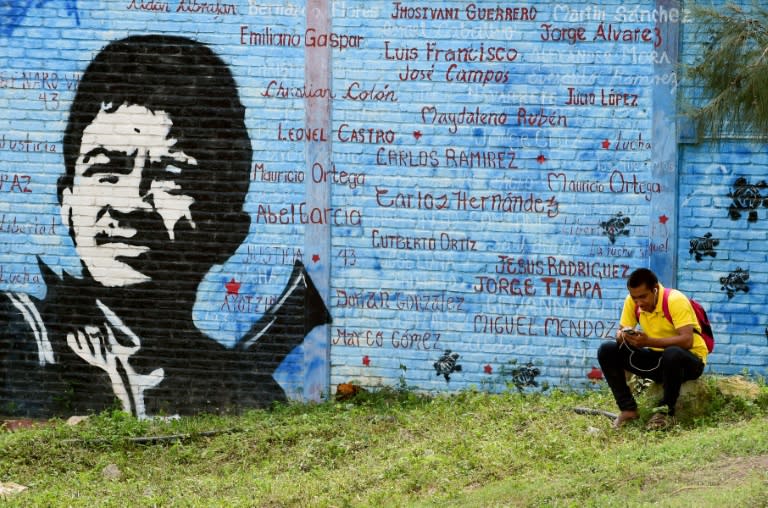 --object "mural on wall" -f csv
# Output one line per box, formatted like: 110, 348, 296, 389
509, 362, 542, 392
719, 267, 750, 299
433, 350, 462, 382
325, 0, 683, 393
689, 232, 718, 262
2, 0, 764, 410
0, 35, 330, 418
600, 212, 632, 245
727, 177, 768, 223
